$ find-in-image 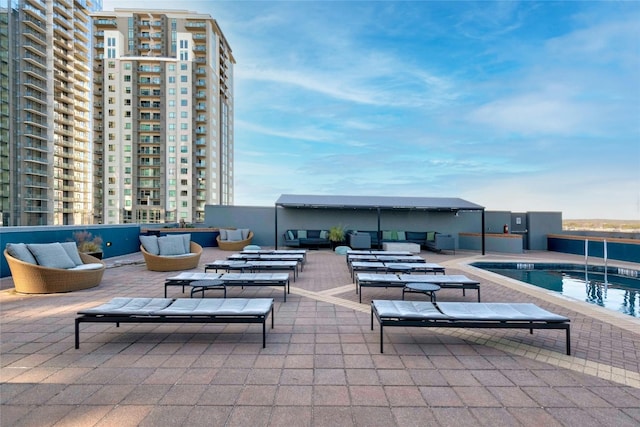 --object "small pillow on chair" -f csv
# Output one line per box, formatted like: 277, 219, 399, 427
158, 235, 188, 256
60, 241, 84, 266
178, 233, 191, 253
239, 229, 250, 240
140, 235, 160, 255
5, 243, 37, 264
219, 229, 228, 240
226, 229, 243, 241
27, 243, 76, 269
